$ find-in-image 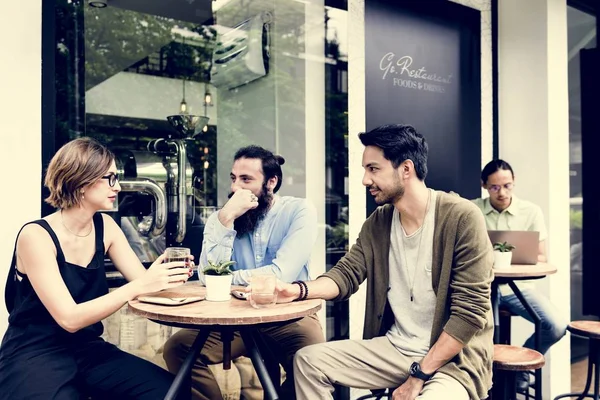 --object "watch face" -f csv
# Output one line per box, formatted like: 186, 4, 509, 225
410, 362, 419, 375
